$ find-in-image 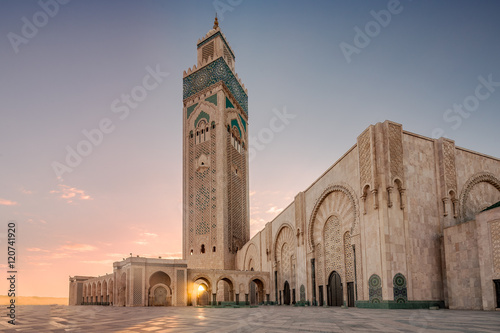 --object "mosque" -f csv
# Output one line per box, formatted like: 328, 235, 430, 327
69, 18, 500, 310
